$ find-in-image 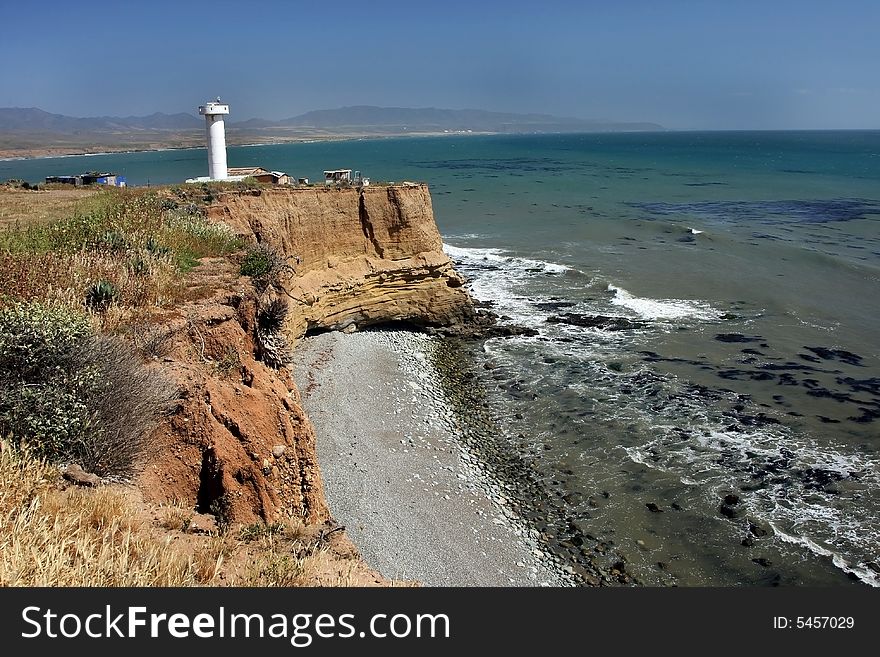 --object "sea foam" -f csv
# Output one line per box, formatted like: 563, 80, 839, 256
443, 244, 570, 274
607, 284, 722, 321
443, 244, 574, 327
